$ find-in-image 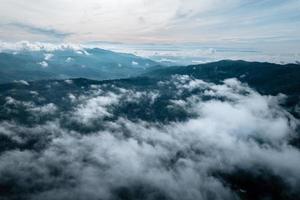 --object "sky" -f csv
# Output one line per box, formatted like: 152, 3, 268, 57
0, 0, 300, 63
